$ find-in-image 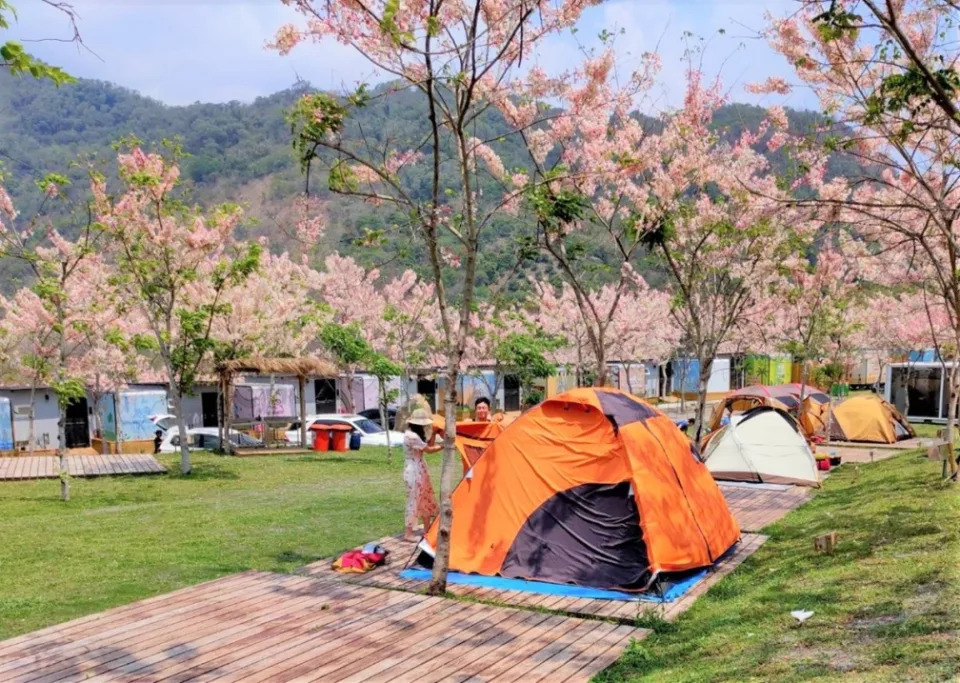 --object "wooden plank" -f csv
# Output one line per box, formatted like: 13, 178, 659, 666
1, 573, 291, 679
398, 610, 556, 683
511, 621, 620, 682
78, 580, 413, 683
22, 575, 338, 682
270, 596, 479, 681
452, 615, 584, 682
339, 599, 527, 683
197, 590, 440, 683
552, 624, 645, 683
0, 572, 262, 662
